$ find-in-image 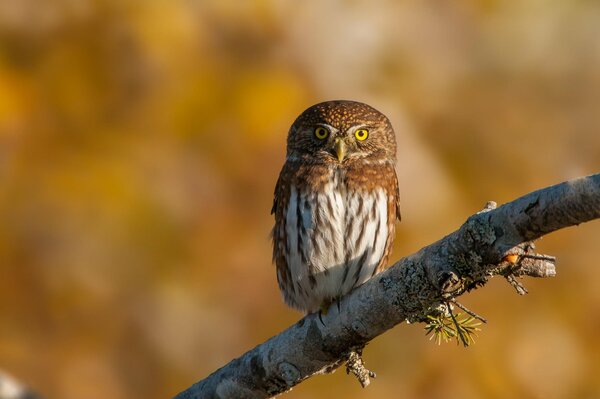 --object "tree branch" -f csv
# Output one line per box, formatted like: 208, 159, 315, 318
173, 173, 600, 399
0, 371, 43, 399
